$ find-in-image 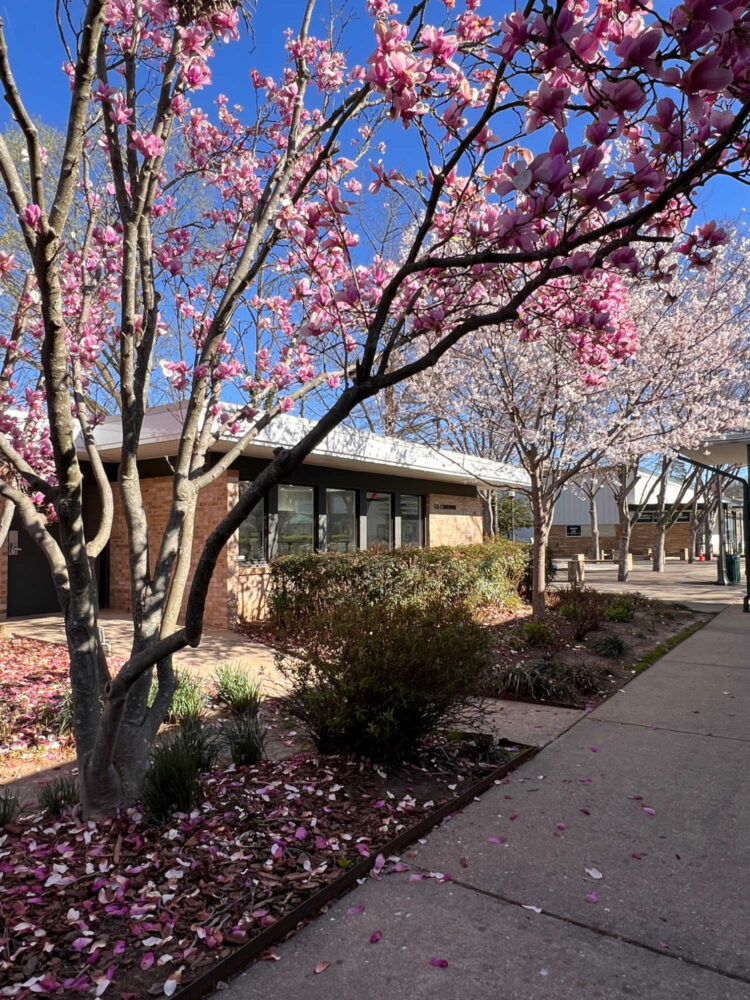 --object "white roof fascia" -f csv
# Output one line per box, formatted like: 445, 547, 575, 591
87, 405, 530, 490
